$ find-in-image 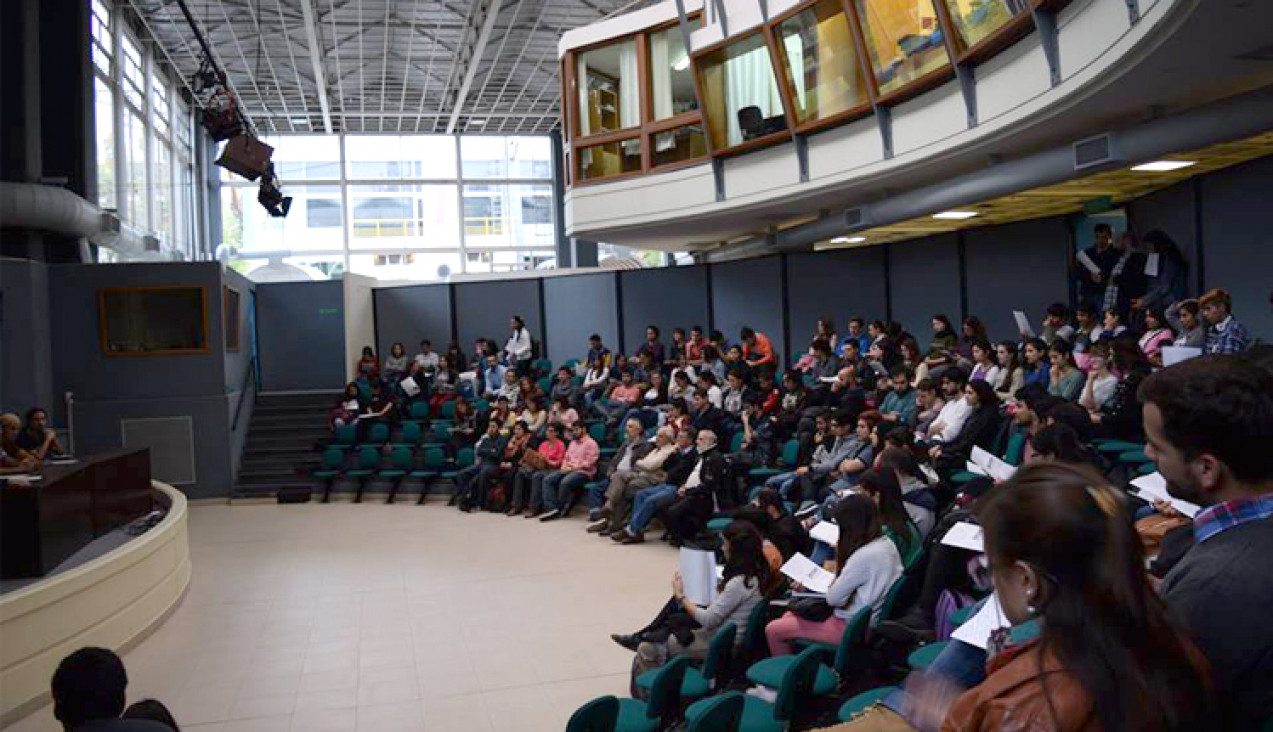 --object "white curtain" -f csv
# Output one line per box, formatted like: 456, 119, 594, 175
783, 34, 806, 112
650, 32, 674, 120
618, 43, 640, 129
724, 45, 785, 146
577, 56, 592, 137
